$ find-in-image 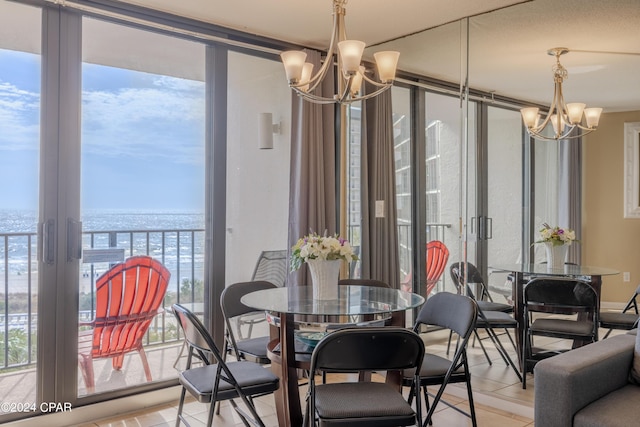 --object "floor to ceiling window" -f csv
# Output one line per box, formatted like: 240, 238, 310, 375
425, 92, 476, 294
78, 16, 206, 396
0, 0, 41, 414
484, 107, 525, 296
392, 86, 412, 289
